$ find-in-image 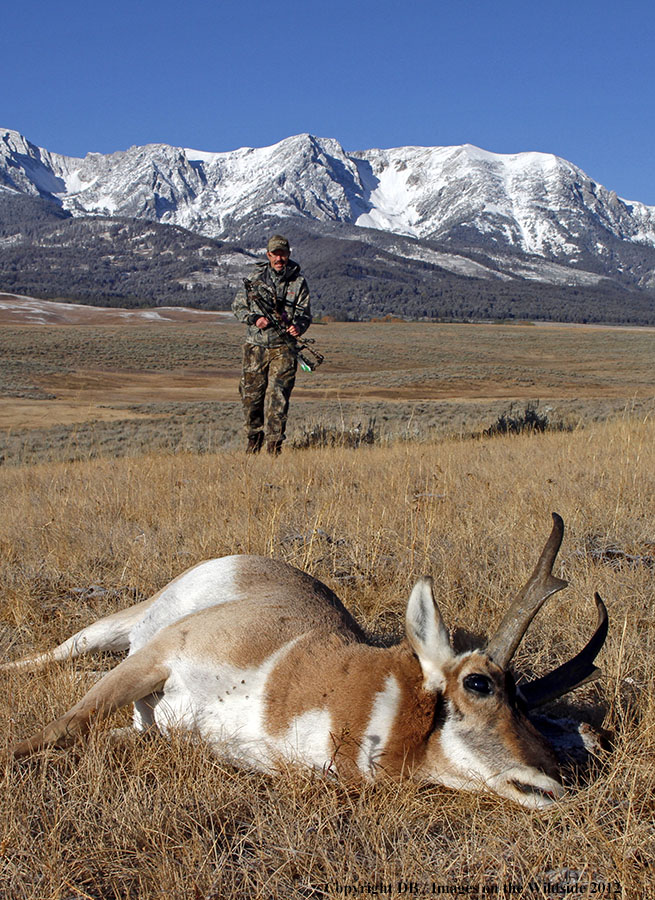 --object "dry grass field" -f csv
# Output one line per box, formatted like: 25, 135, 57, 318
1, 305, 654, 463
1, 306, 655, 898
